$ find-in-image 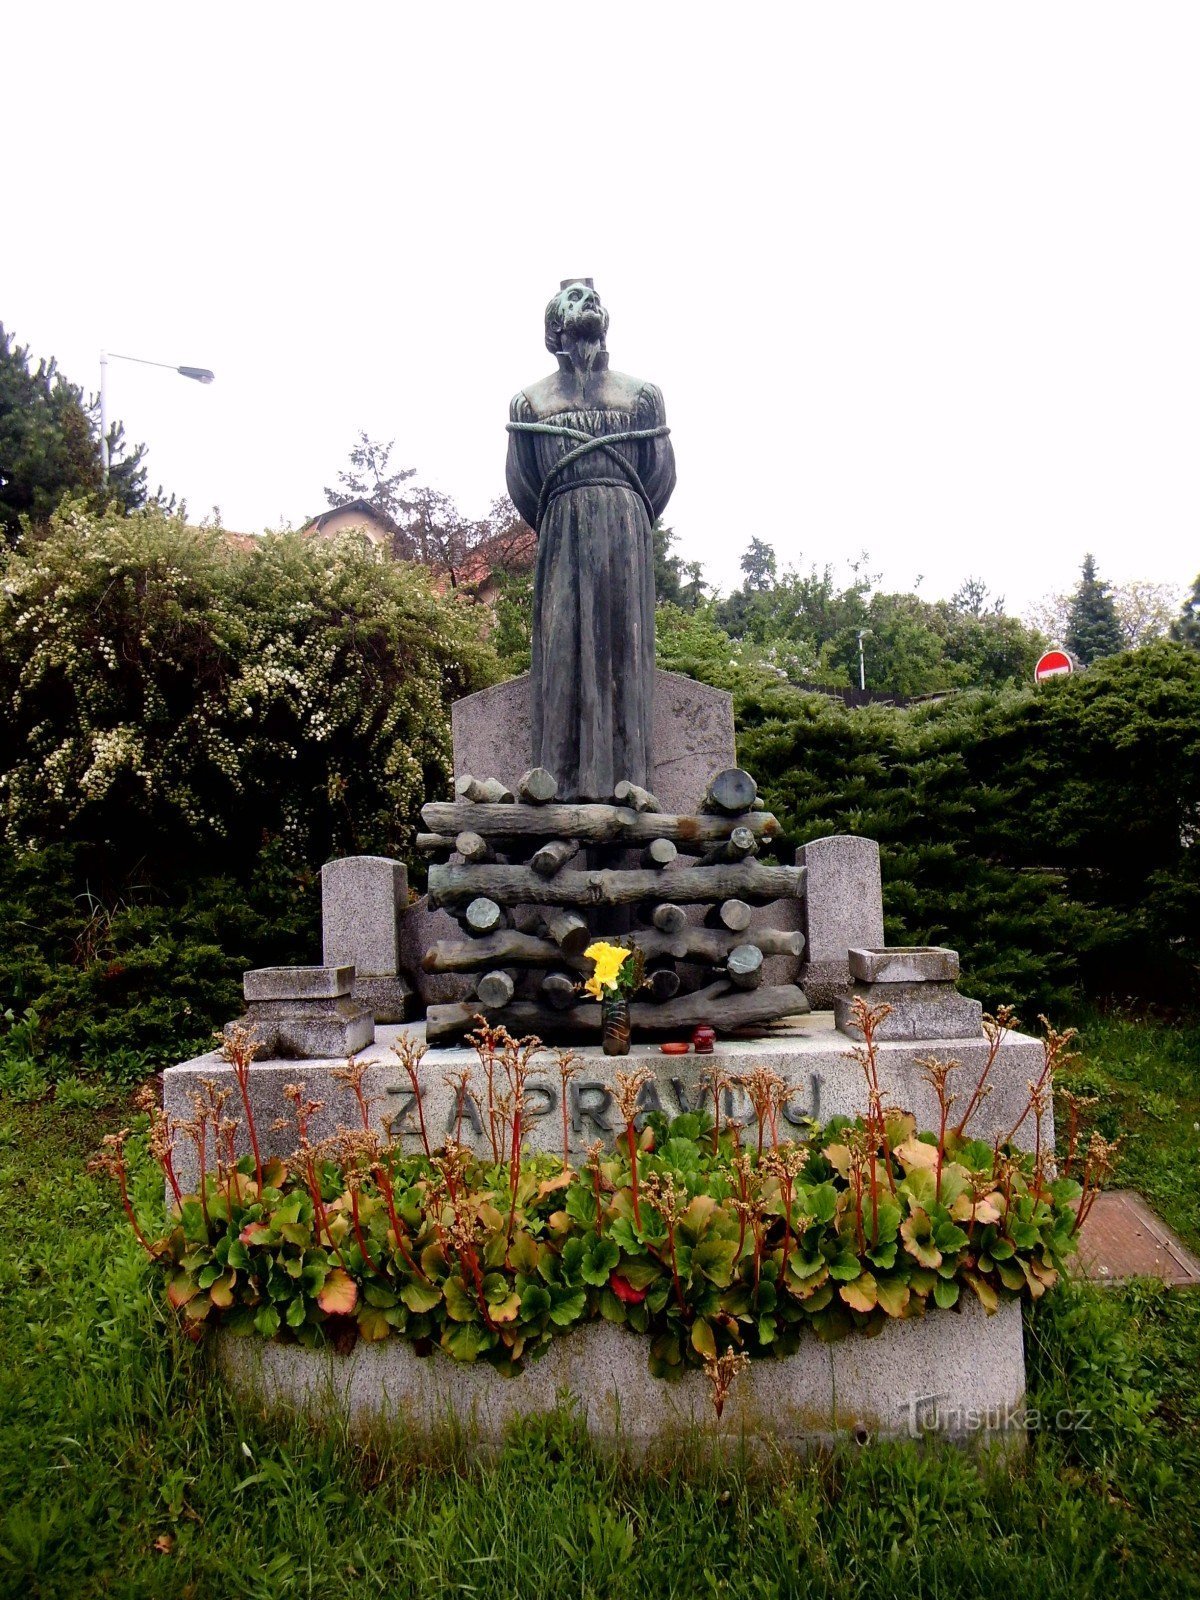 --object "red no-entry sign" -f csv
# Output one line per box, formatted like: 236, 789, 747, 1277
1034, 649, 1074, 682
